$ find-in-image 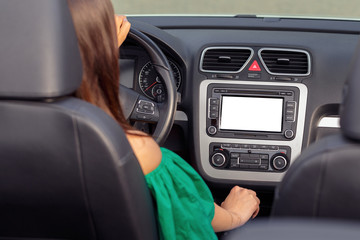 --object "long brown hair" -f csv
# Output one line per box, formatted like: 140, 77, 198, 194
67, 0, 131, 131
